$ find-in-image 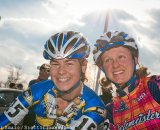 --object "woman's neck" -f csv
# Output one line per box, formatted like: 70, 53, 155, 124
56, 85, 82, 112
60, 84, 82, 102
